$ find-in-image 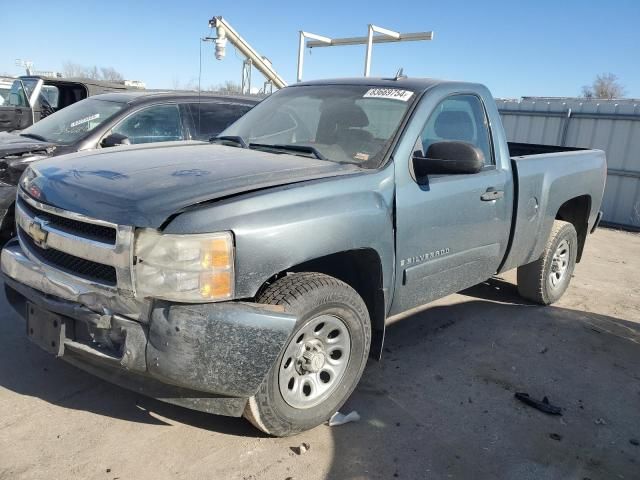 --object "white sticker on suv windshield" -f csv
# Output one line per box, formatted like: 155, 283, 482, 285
70, 114, 100, 127
363, 88, 414, 102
